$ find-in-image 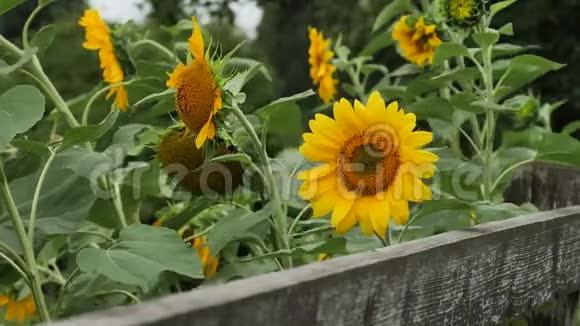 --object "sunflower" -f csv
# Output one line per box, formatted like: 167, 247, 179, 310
167, 17, 223, 149
392, 16, 442, 66
192, 236, 219, 278
79, 9, 129, 111
448, 0, 482, 25
308, 27, 338, 103
298, 91, 438, 237
0, 294, 36, 324
157, 126, 243, 194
